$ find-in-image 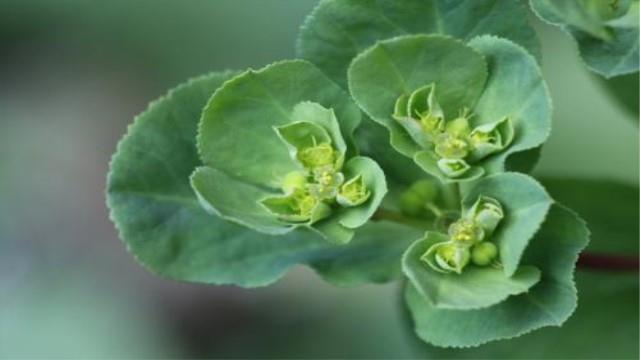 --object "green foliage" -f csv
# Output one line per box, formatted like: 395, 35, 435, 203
193, 60, 386, 244
531, 0, 640, 77
298, 0, 541, 86
105, 0, 626, 351
348, 35, 551, 181
405, 204, 589, 347
106, 71, 420, 287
